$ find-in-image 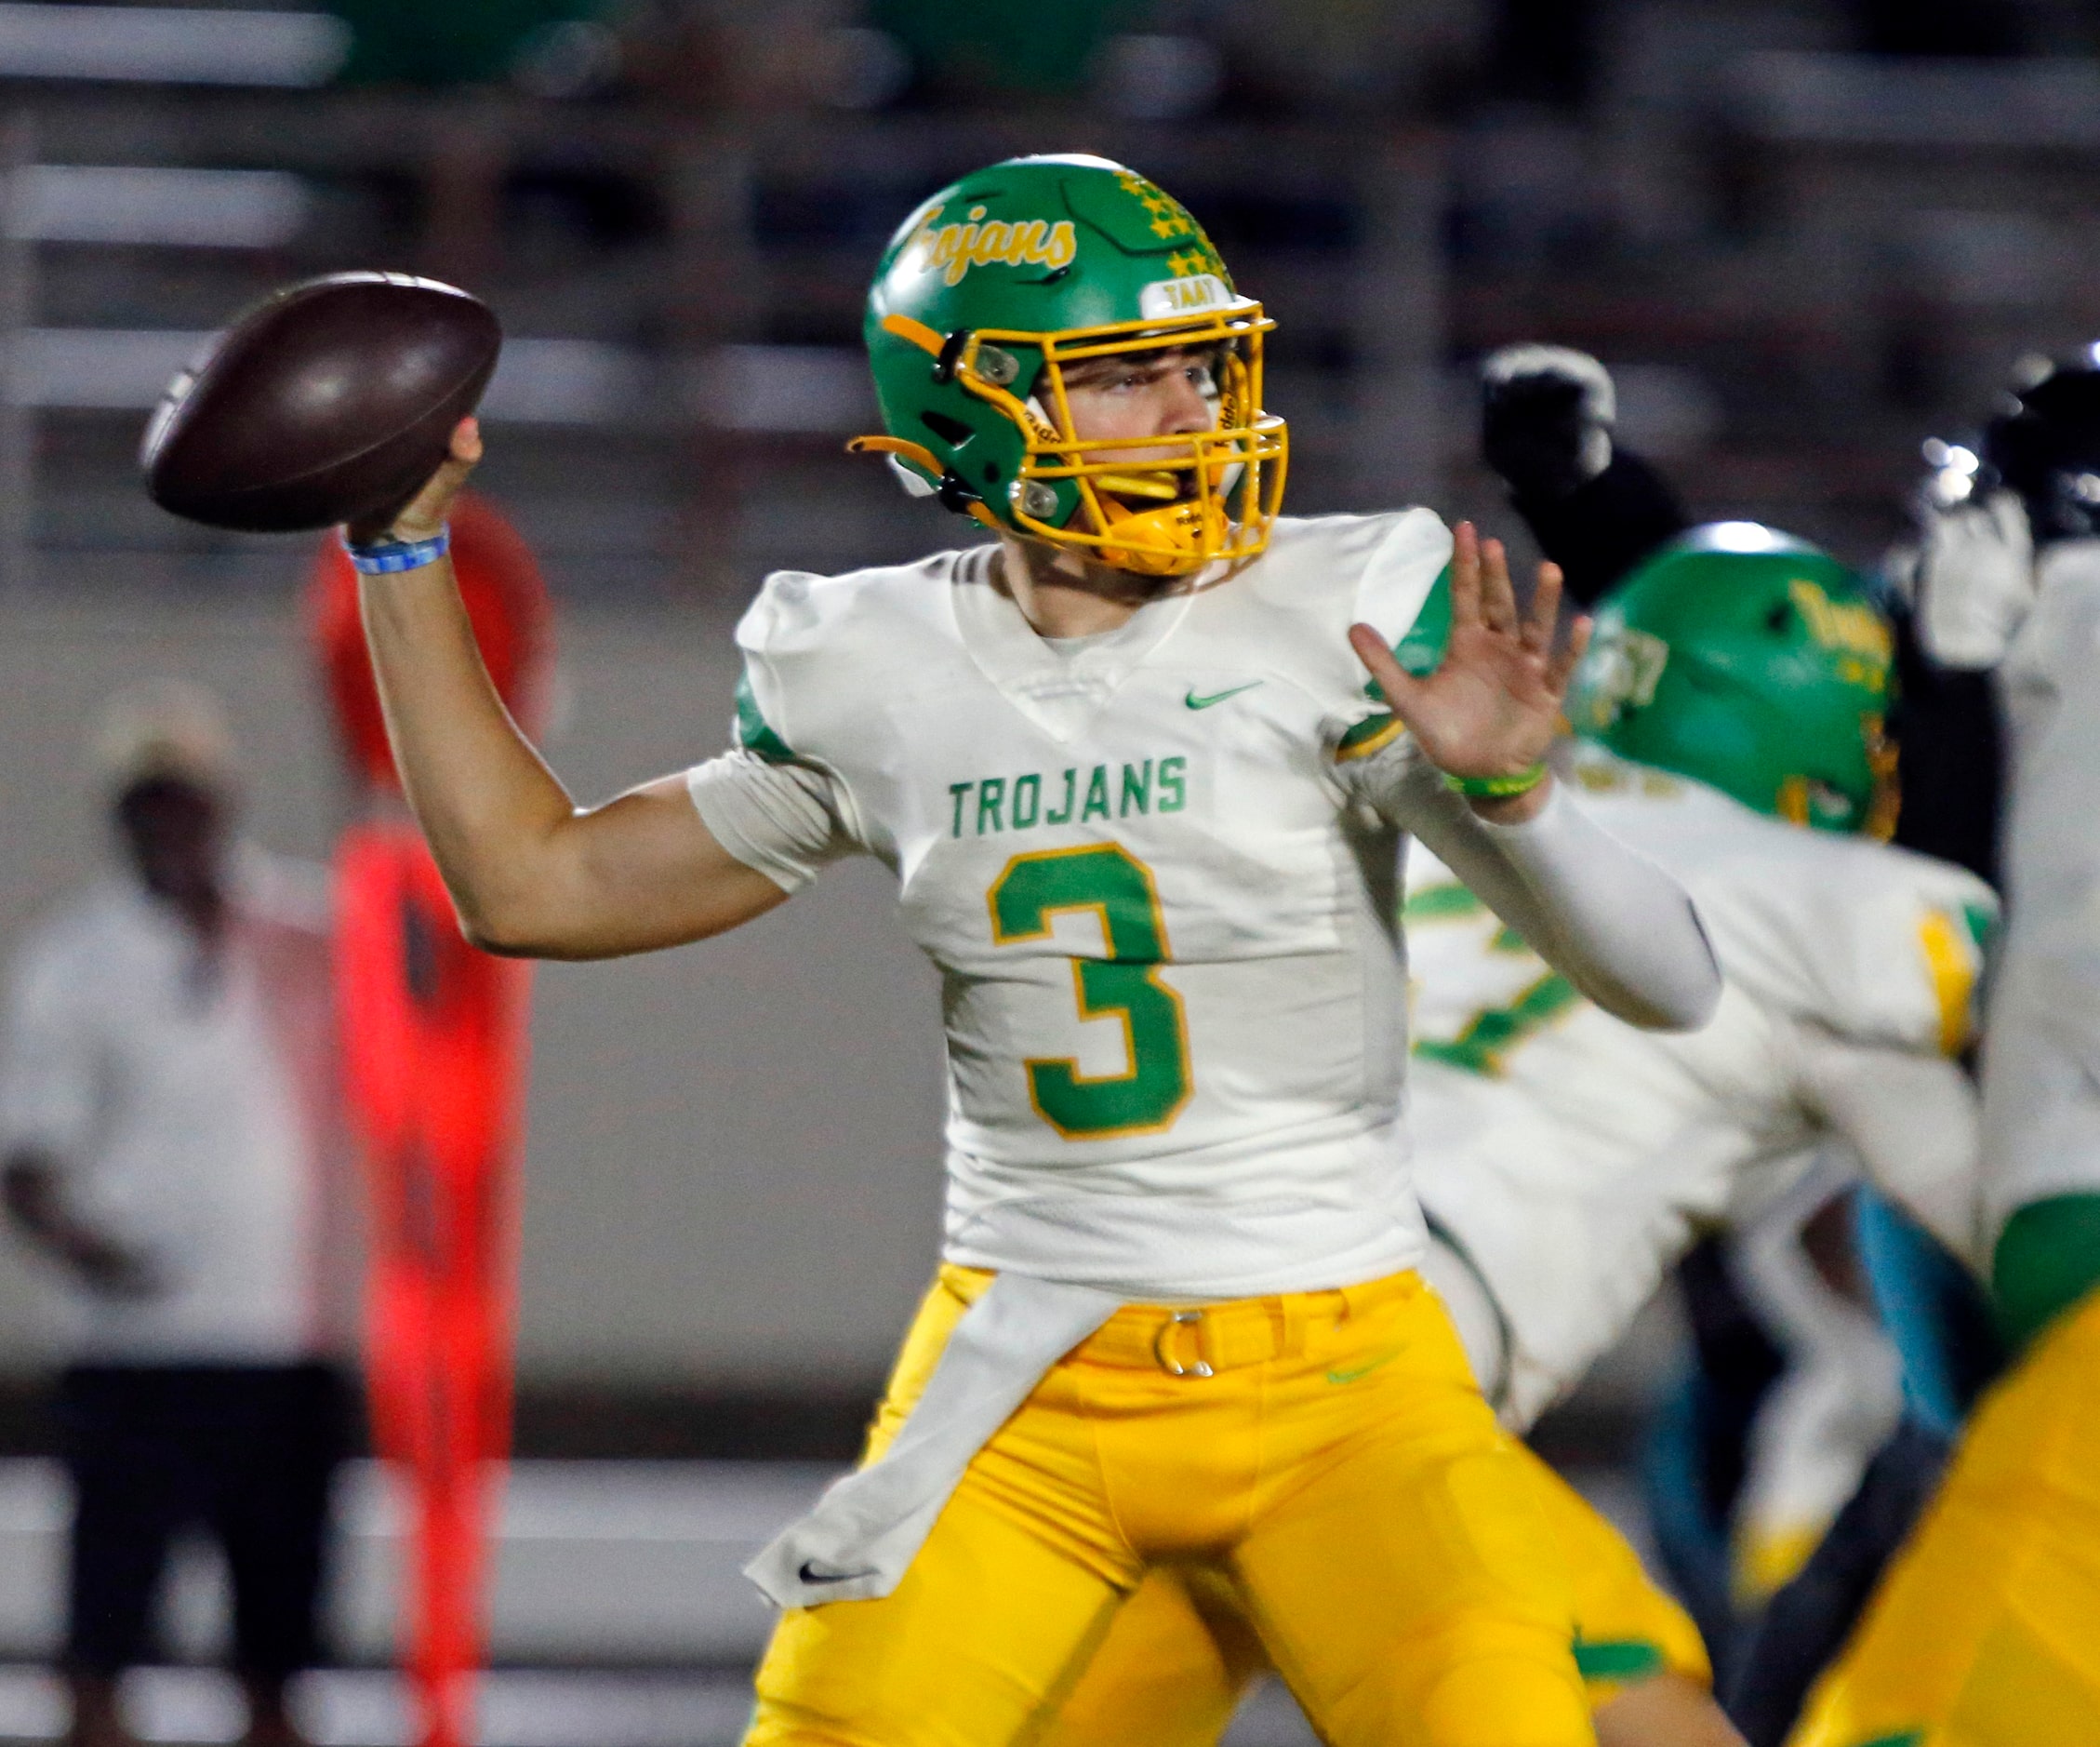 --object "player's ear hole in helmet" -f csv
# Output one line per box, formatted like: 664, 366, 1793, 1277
849, 154, 1287, 579
1563, 522, 1899, 837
